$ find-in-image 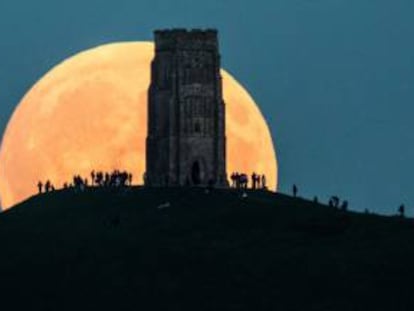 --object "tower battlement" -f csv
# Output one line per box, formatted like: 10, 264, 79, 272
154, 28, 218, 51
